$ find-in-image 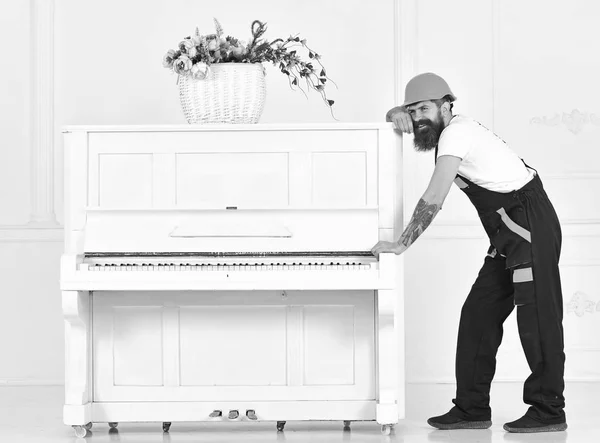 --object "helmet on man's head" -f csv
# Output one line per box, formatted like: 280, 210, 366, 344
403, 72, 457, 107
